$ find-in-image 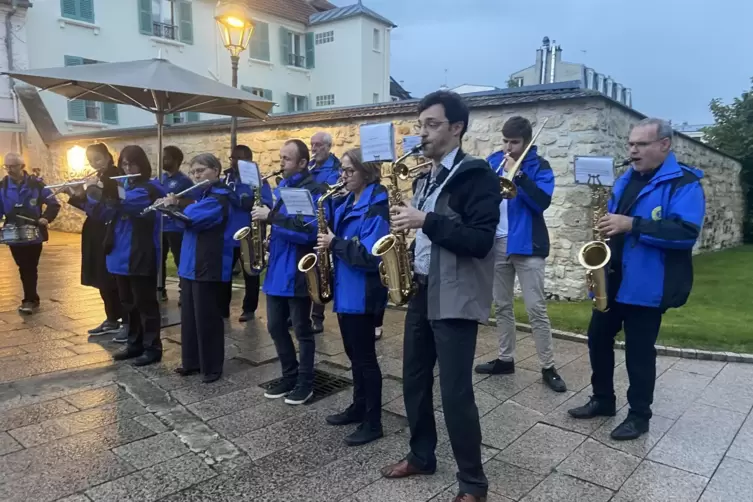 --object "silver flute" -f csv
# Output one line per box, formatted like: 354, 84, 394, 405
140, 179, 211, 215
